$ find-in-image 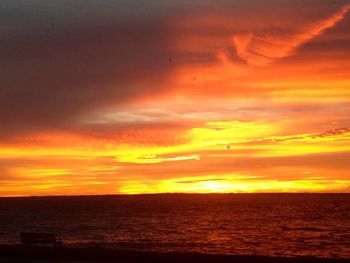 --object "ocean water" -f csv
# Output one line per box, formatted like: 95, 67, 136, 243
0, 194, 349, 258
